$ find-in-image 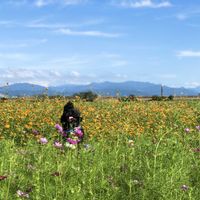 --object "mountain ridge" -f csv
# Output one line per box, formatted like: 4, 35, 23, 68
0, 81, 199, 97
